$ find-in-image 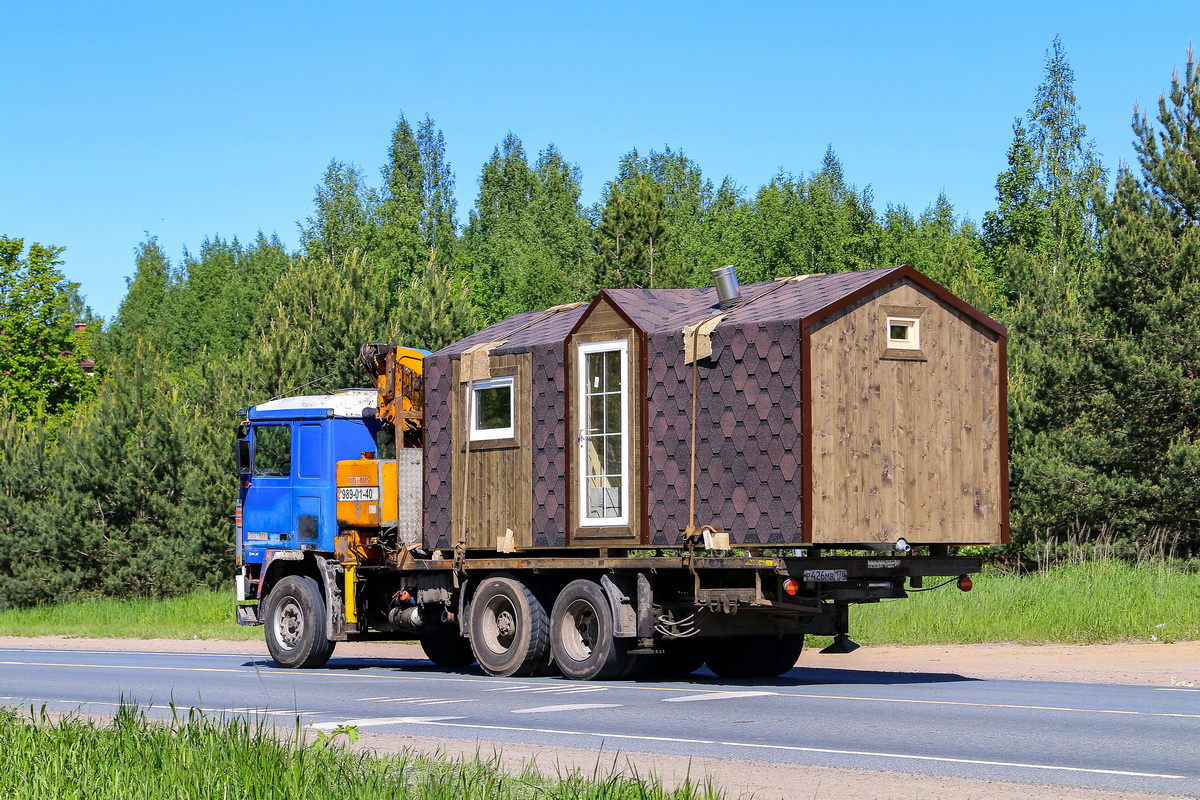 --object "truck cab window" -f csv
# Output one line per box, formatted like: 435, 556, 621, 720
253, 425, 291, 477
